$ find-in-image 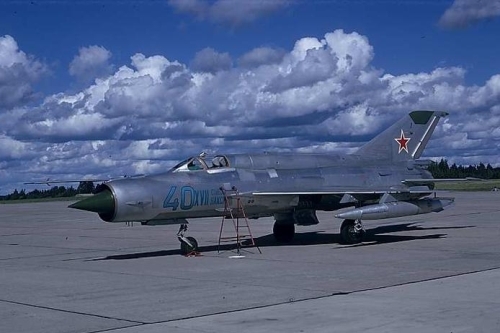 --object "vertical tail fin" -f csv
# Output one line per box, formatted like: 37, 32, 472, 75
354, 110, 448, 161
